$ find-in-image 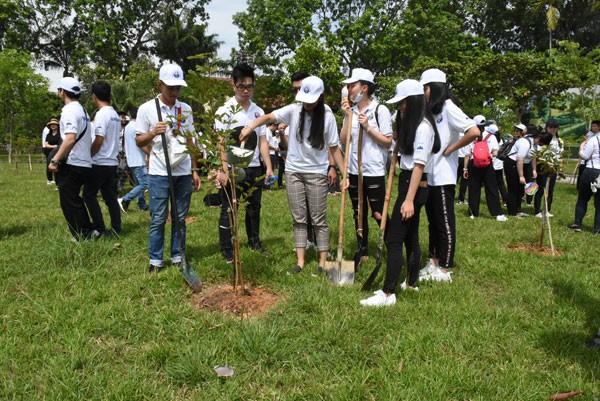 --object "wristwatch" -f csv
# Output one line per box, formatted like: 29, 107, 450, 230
50, 159, 59, 166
